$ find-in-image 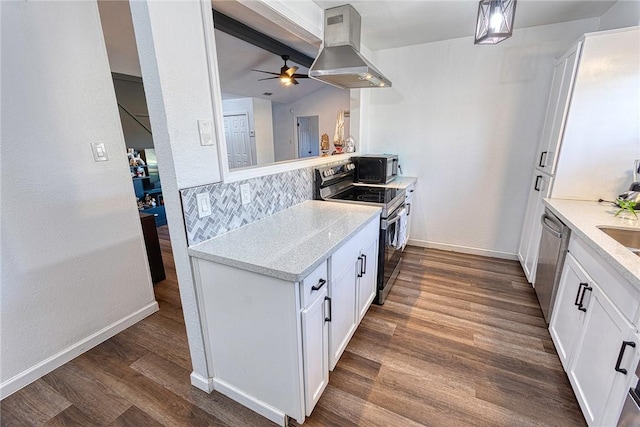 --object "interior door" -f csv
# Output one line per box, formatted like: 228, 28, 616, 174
297, 116, 319, 159
224, 113, 253, 168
